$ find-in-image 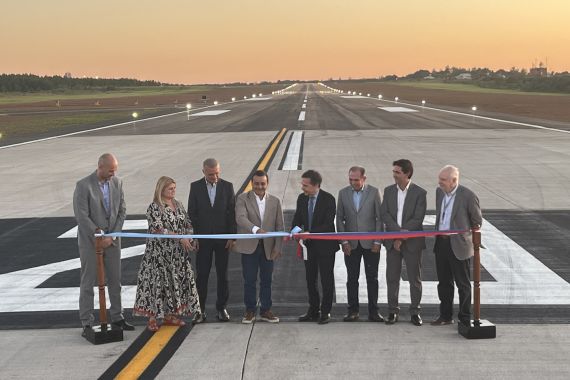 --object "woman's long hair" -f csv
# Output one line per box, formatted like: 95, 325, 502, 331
153, 176, 176, 206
